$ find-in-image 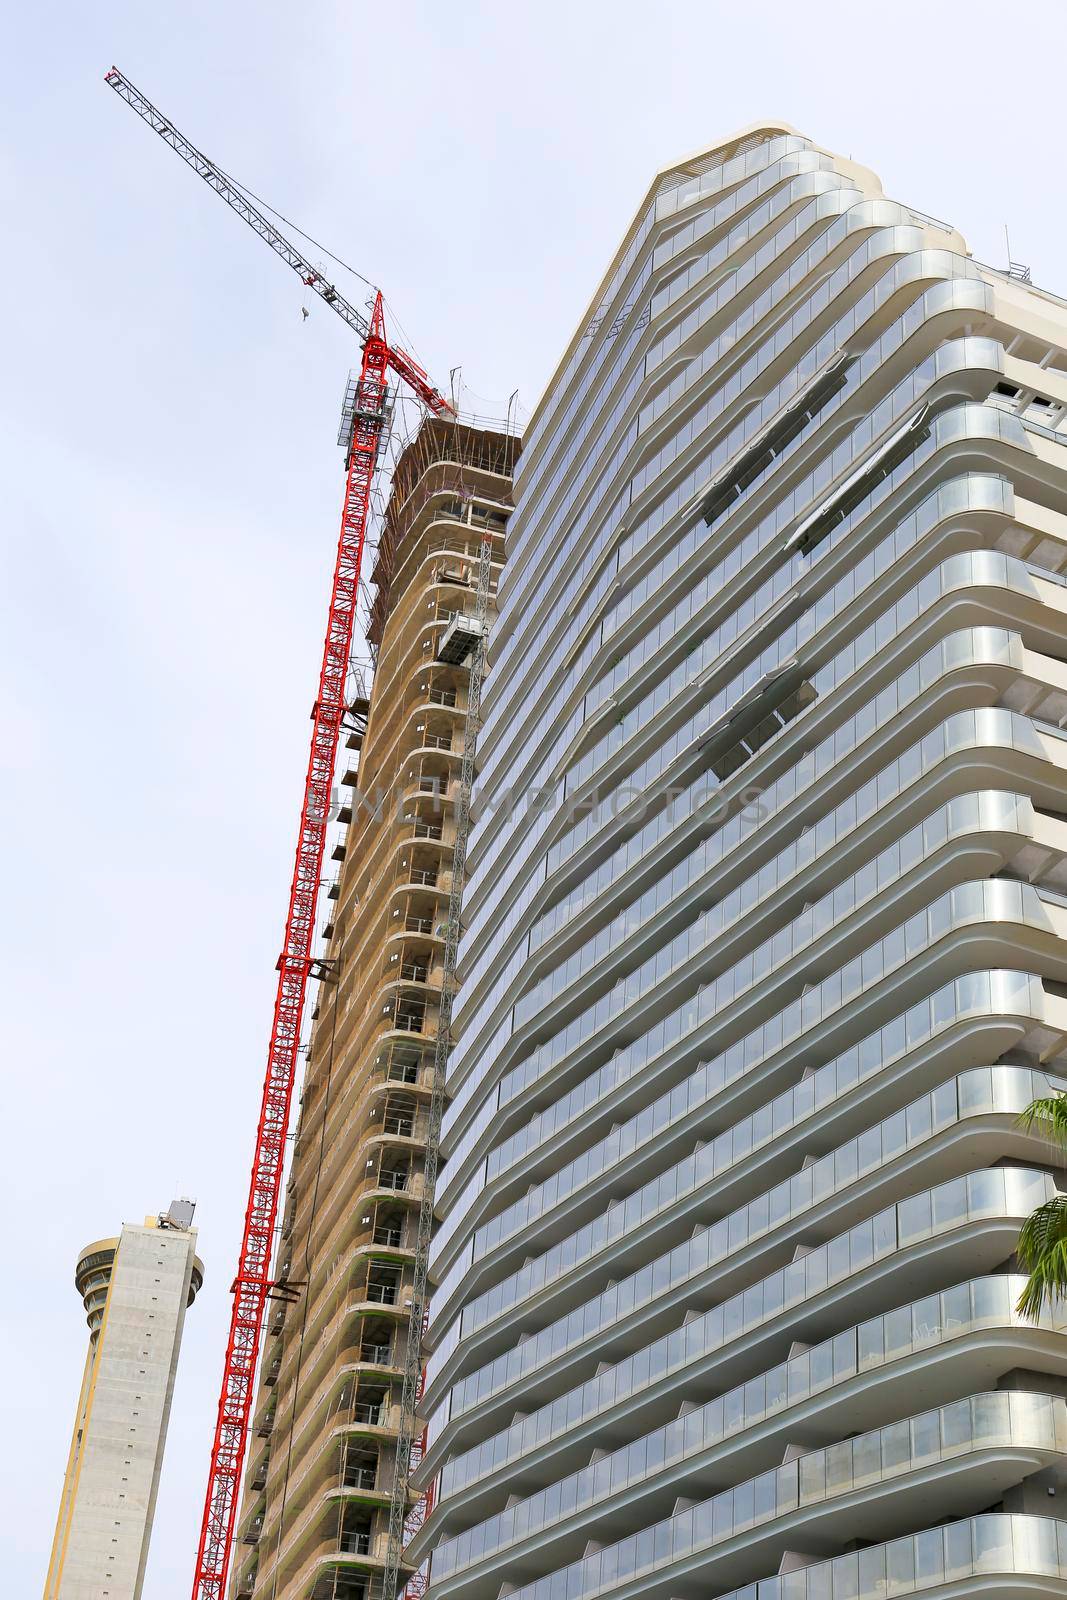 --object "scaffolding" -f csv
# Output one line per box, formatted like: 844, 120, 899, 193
381, 536, 494, 1600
